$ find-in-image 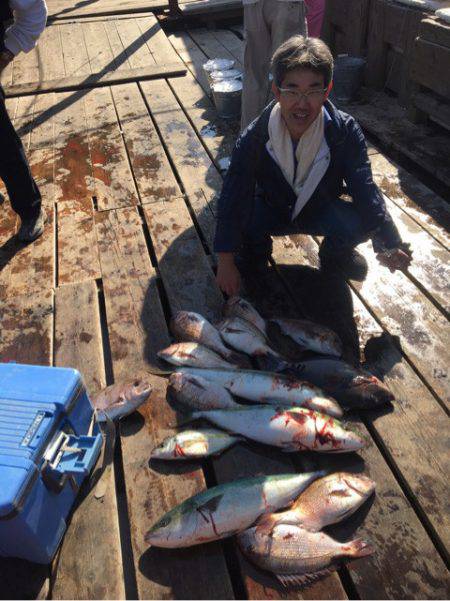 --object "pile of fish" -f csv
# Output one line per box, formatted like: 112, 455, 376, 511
152, 297, 394, 461
146, 471, 376, 586
94, 297, 385, 587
